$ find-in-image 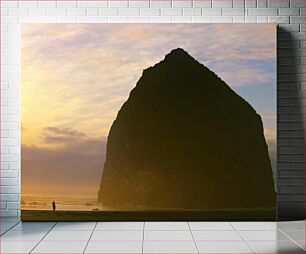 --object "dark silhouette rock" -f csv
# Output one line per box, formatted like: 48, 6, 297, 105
98, 48, 276, 210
